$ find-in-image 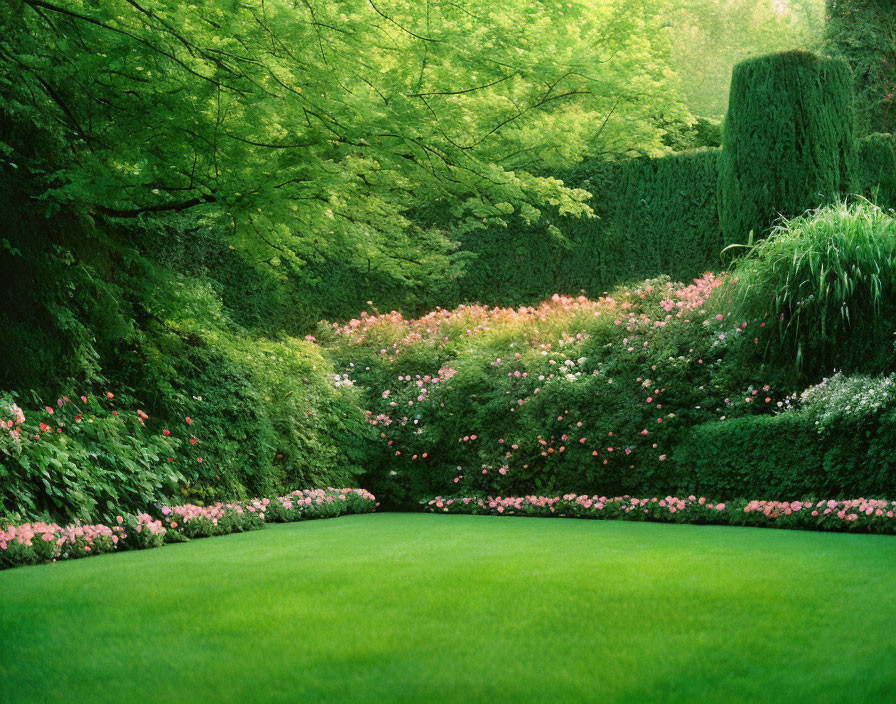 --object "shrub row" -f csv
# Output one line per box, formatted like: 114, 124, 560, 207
1, 384, 374, 524
0, 488, 377, 570
674, 411, 896, 500
424, 495, 896, 534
